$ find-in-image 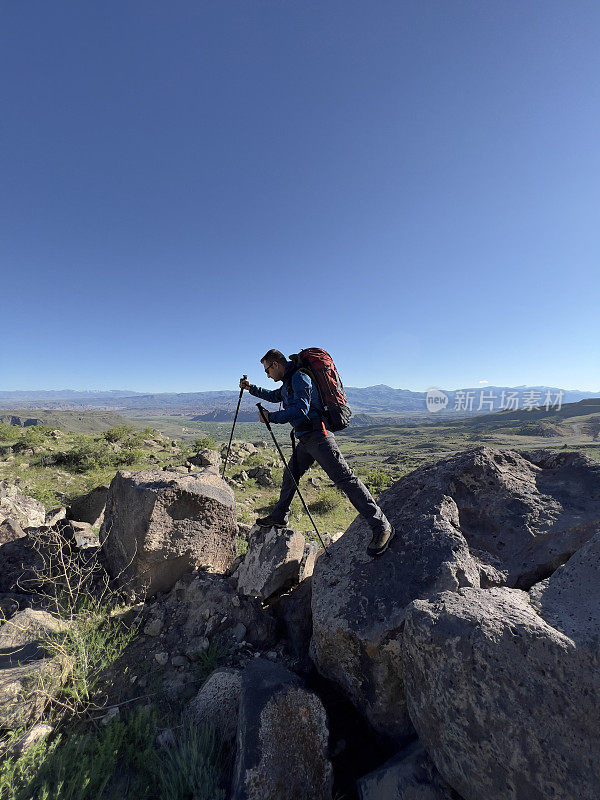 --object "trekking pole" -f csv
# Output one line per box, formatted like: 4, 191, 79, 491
222, 375, 247, 479
257, 403, 330, 557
